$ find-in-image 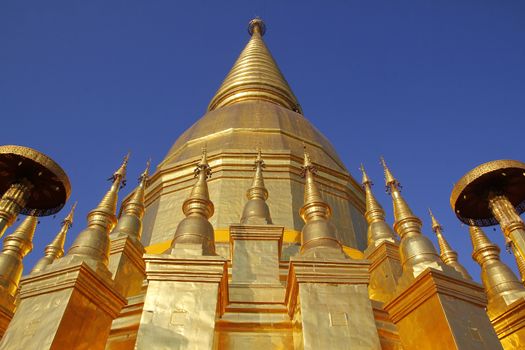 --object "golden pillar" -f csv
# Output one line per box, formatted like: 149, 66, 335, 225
0, 145, 70, 237
469, 225, 525, 349
0, 156, 129, 350
451, 160, 525, 268
285, 150, 381, 350
381, 158, 502, 350
0, 216, 37, 338
360, 165, 402, 304
428, 209, 472, 280
135, 150, 228, 350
